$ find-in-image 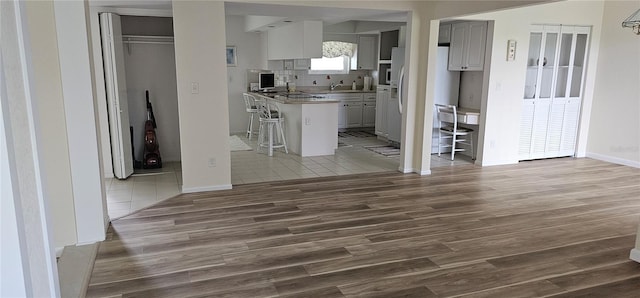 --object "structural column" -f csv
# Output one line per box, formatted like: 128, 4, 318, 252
53, 0, 108, 243
0, 0, 60, 296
